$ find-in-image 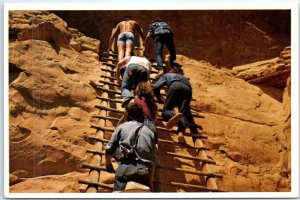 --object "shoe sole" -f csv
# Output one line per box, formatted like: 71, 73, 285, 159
121, 97, 134, 108
166, 113, 182, 129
